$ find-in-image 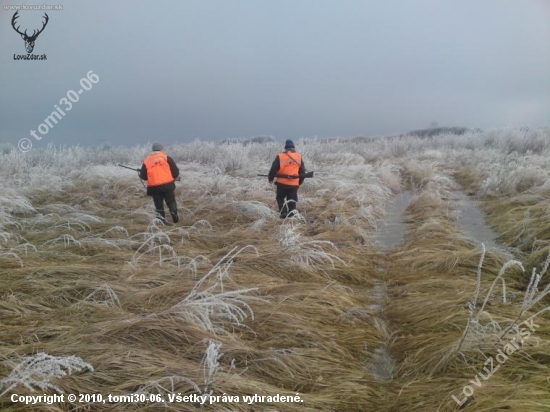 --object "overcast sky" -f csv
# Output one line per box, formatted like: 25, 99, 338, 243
1, 0, 549, 147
